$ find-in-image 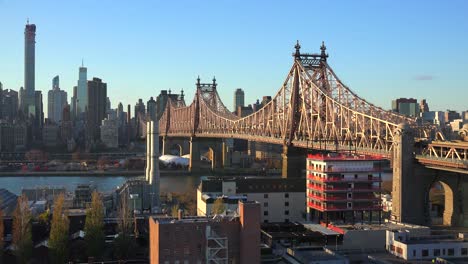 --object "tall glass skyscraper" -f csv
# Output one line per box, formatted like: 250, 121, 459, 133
234, 88, 245, 112
76, 64, 87, 116
23, 21, 36, 115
